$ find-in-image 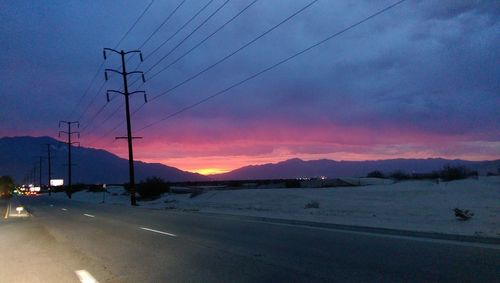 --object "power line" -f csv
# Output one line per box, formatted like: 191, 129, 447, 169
124, 0, 188, 67
103, 48, 147, 206
114, 0, 156, 49
76, 80, 107, 122
68, 61, 105, 120
87, 116, 124, 147
83, 102, 124, 145
87, 0, 318, 140
80, 1, 188, 136
143, 0, 215, 62
137, 0, 187, 51
70, 0, 155, 127
80, 83, 124, 133
144, 0, 319, 102
86, 0, 211, 133
80, 103, 107, 132
141, 0, 230, 77
78, 50, 144, 131
137, 0, 407, 131
138, 0, 258, 84
84, 0, 240, 142
58, 121, 80, 199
